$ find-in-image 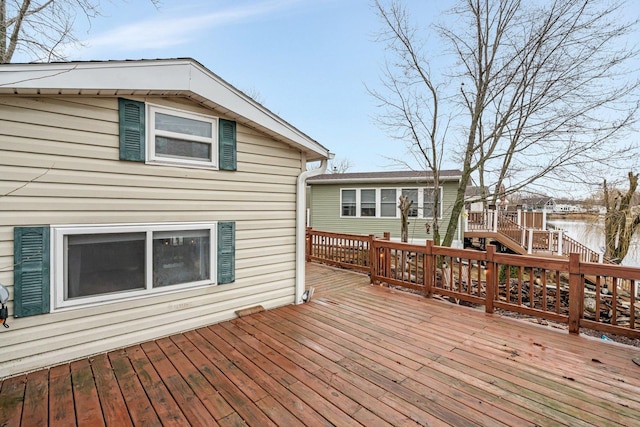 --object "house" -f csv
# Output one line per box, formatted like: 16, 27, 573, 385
464, 185, 488, 211
0, 58, 331, 378
521, 197, 556, 212
307, 170, 463, 244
